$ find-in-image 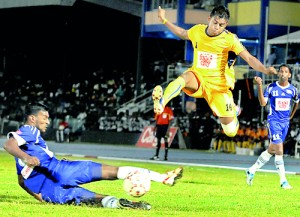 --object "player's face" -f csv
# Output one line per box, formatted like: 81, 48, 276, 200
35, 110, 50, 133
278, 66, 291, 83
207, 16, 228, 36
